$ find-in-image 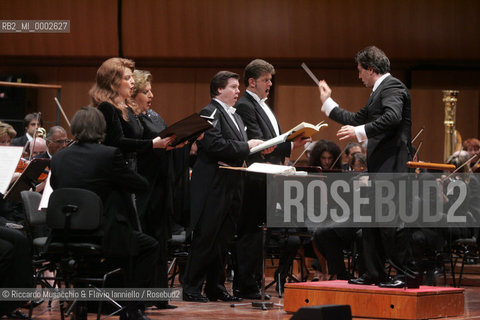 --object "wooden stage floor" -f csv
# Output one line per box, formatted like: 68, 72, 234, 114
23, 284, 480, 320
